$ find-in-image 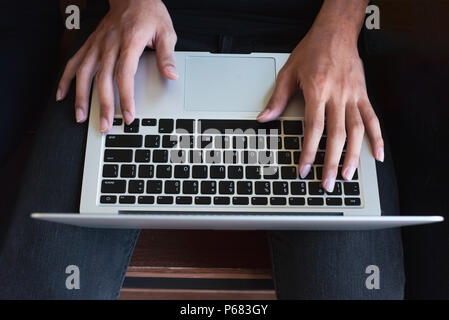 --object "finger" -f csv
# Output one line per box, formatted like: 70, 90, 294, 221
322, 100, 346, 192
155, 31, 178, 80
74, 46, 100, 123
358, 99, 384, 162
298, 91, 326, 178
342, 104, 364, 180
96, 44, 119, 132
115, 42, 146, 125
57, 43, 90, 101
257, 68, 296, 122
